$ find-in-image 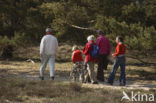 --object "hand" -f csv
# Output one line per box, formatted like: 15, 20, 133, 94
112, 54, 116, 58
107, 56, 110, 60
40, 54, 42, 58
